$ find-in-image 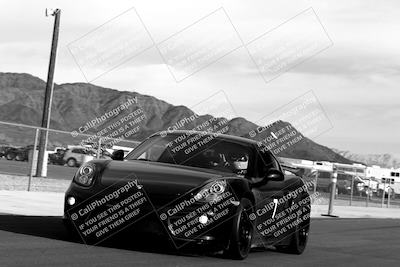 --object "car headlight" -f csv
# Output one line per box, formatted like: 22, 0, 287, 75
194, 180, 227, 202
74, 162, 96, 186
